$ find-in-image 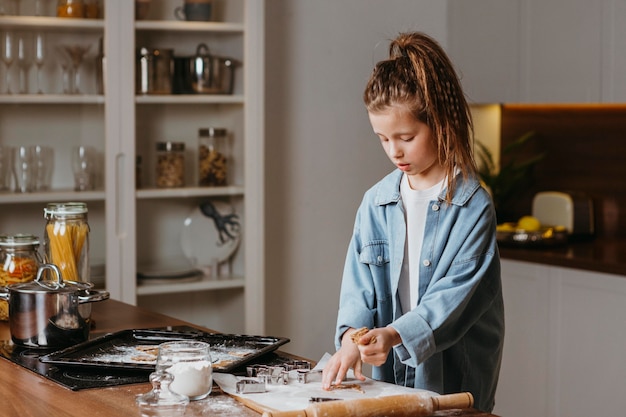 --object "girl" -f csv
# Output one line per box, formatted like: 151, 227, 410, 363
321, 32, 504, 413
